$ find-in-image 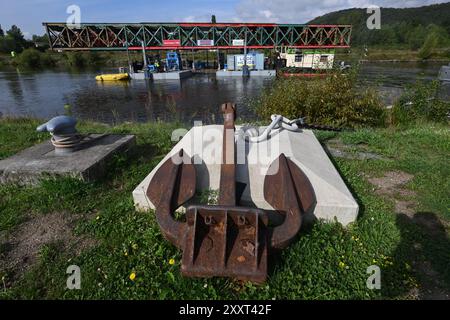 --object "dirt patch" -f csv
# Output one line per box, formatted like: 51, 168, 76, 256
368, 171, 450, 299
394, 200, 416, 216
368, 171, 416, 216
368, 171, 414, 193
325, 138, 384, 160
415, 259, 450, 300
0, 212, 96, 283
